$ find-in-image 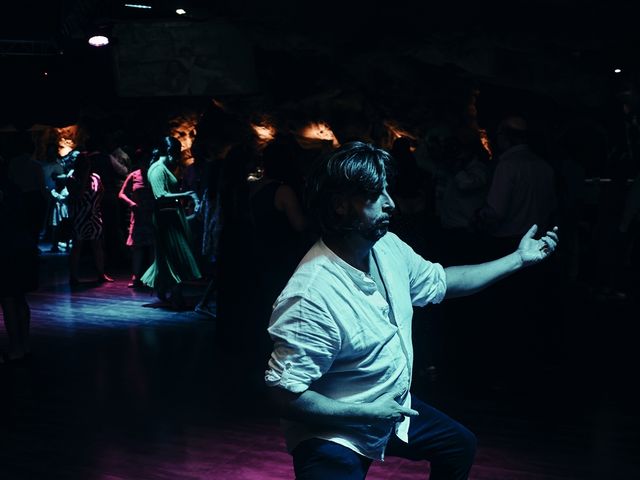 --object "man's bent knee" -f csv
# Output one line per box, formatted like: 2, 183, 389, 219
293, 439, 371, 480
